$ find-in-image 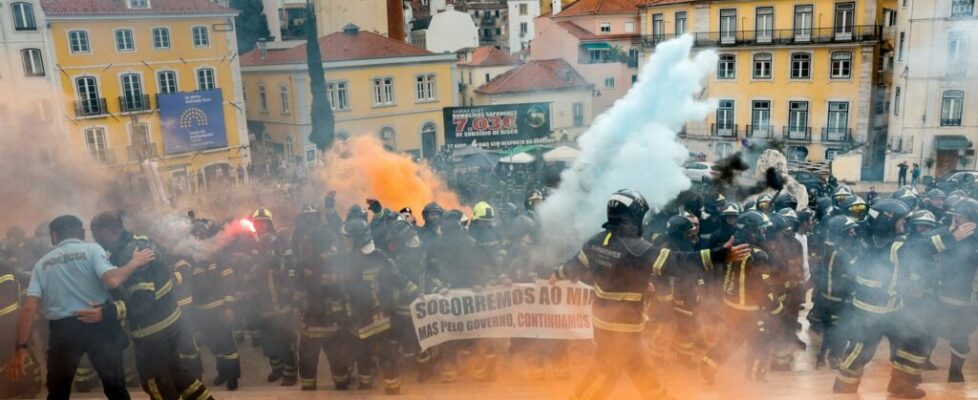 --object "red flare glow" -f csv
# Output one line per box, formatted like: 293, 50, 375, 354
239, 218, 256, 234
